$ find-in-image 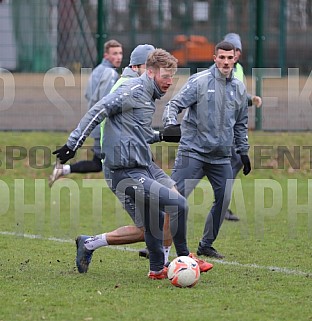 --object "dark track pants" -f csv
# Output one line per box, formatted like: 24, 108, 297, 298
171, 155, 233, 248
70, 154, 102, 173
110, 166, 189, 272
